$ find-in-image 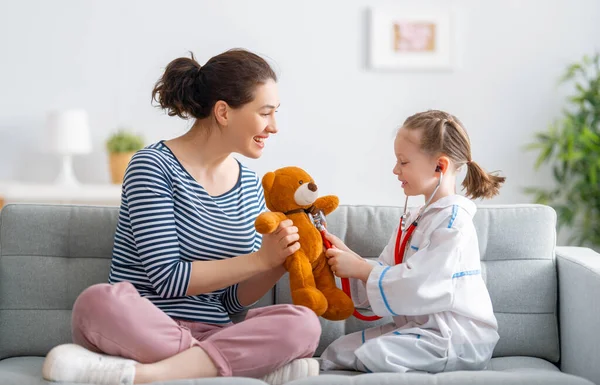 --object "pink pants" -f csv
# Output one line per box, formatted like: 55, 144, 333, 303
71, 282, 321, 378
